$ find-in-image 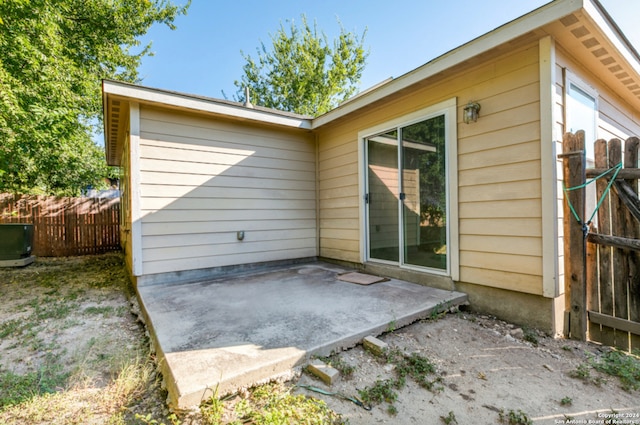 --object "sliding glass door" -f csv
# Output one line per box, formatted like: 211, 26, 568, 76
366, 114, 448, 271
